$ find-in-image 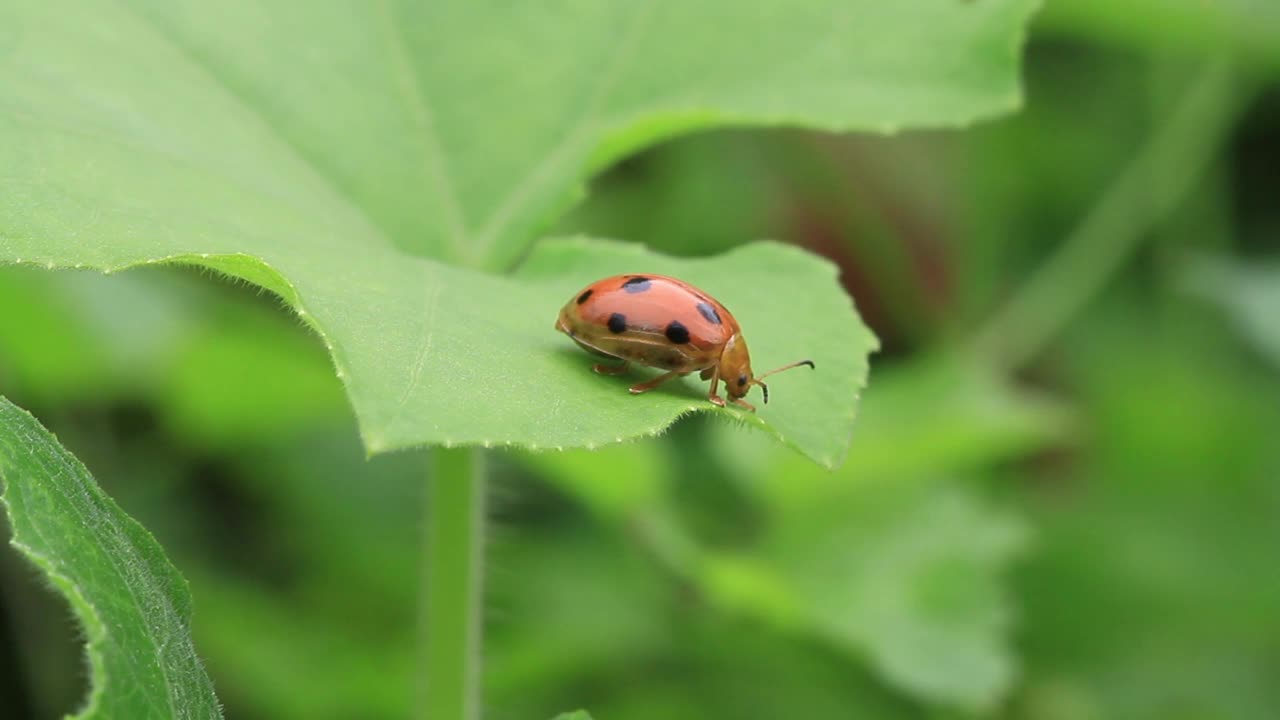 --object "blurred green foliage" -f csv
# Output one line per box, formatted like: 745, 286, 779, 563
3, 3, 1280, 720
